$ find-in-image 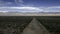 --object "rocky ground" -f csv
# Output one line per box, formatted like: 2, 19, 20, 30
0, 16, 60, 34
